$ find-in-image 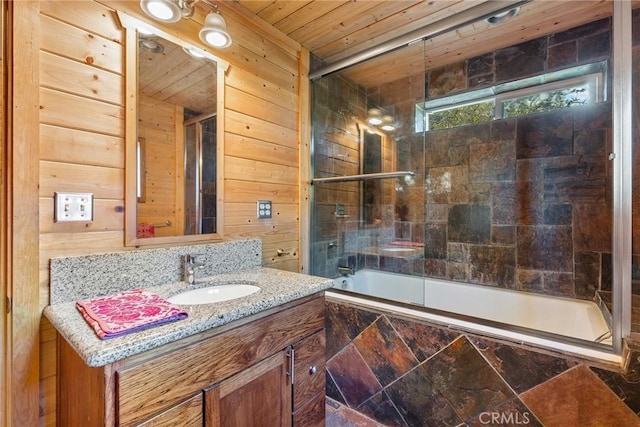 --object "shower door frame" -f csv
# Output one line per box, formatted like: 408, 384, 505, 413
307, 1, 633, 356
184, 111, 217, 236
